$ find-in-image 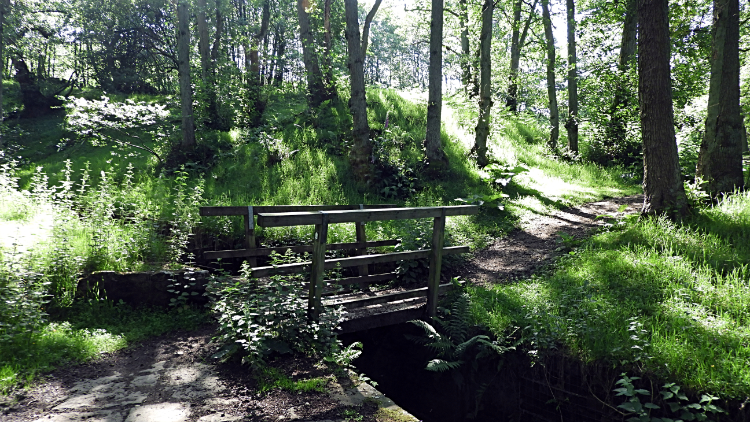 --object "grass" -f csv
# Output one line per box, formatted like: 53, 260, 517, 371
253, 365, 328, 395
0, 85, 641, 396
0, 301, 208, 393
469, 191, 750, 399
